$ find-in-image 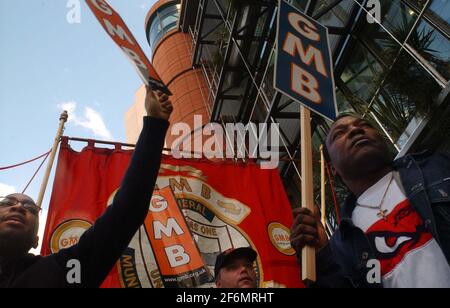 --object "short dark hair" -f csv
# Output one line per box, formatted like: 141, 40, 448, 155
323, 112, 364, 163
